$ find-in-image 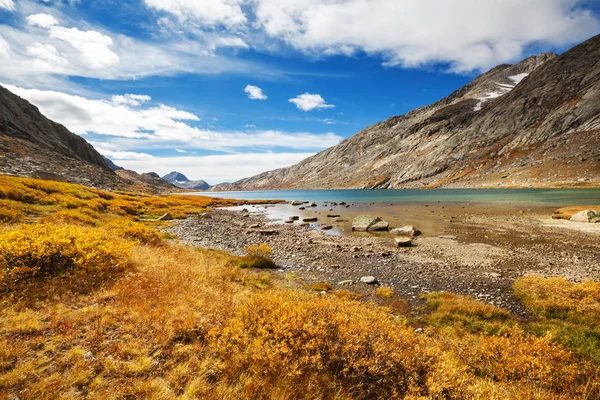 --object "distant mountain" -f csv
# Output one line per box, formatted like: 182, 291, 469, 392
0, 84, 173, 192
212, 34, 600, 191
162, 171, 211, 190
